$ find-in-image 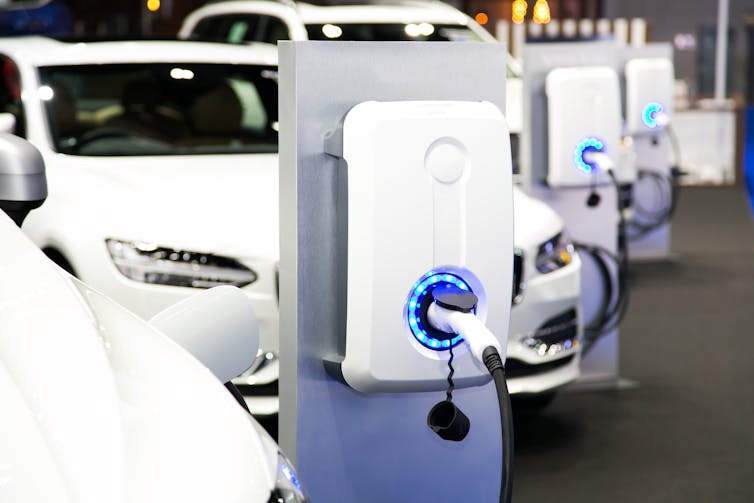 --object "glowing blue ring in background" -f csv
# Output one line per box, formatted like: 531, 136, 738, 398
642, 102, 664, 129
407, 271, 472, 351
573, 137, 605, 174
